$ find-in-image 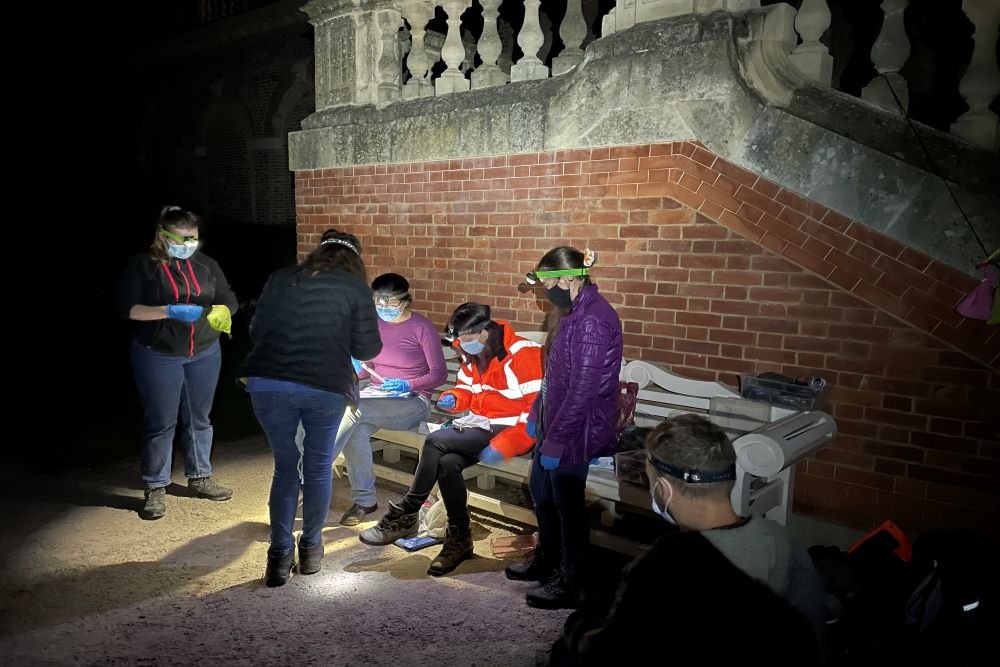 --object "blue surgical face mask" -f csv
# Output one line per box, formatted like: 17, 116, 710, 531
167, 242, 198, 260
377, 307, 402, 322
651, 480, 677, 525
460, 339, 485, 355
